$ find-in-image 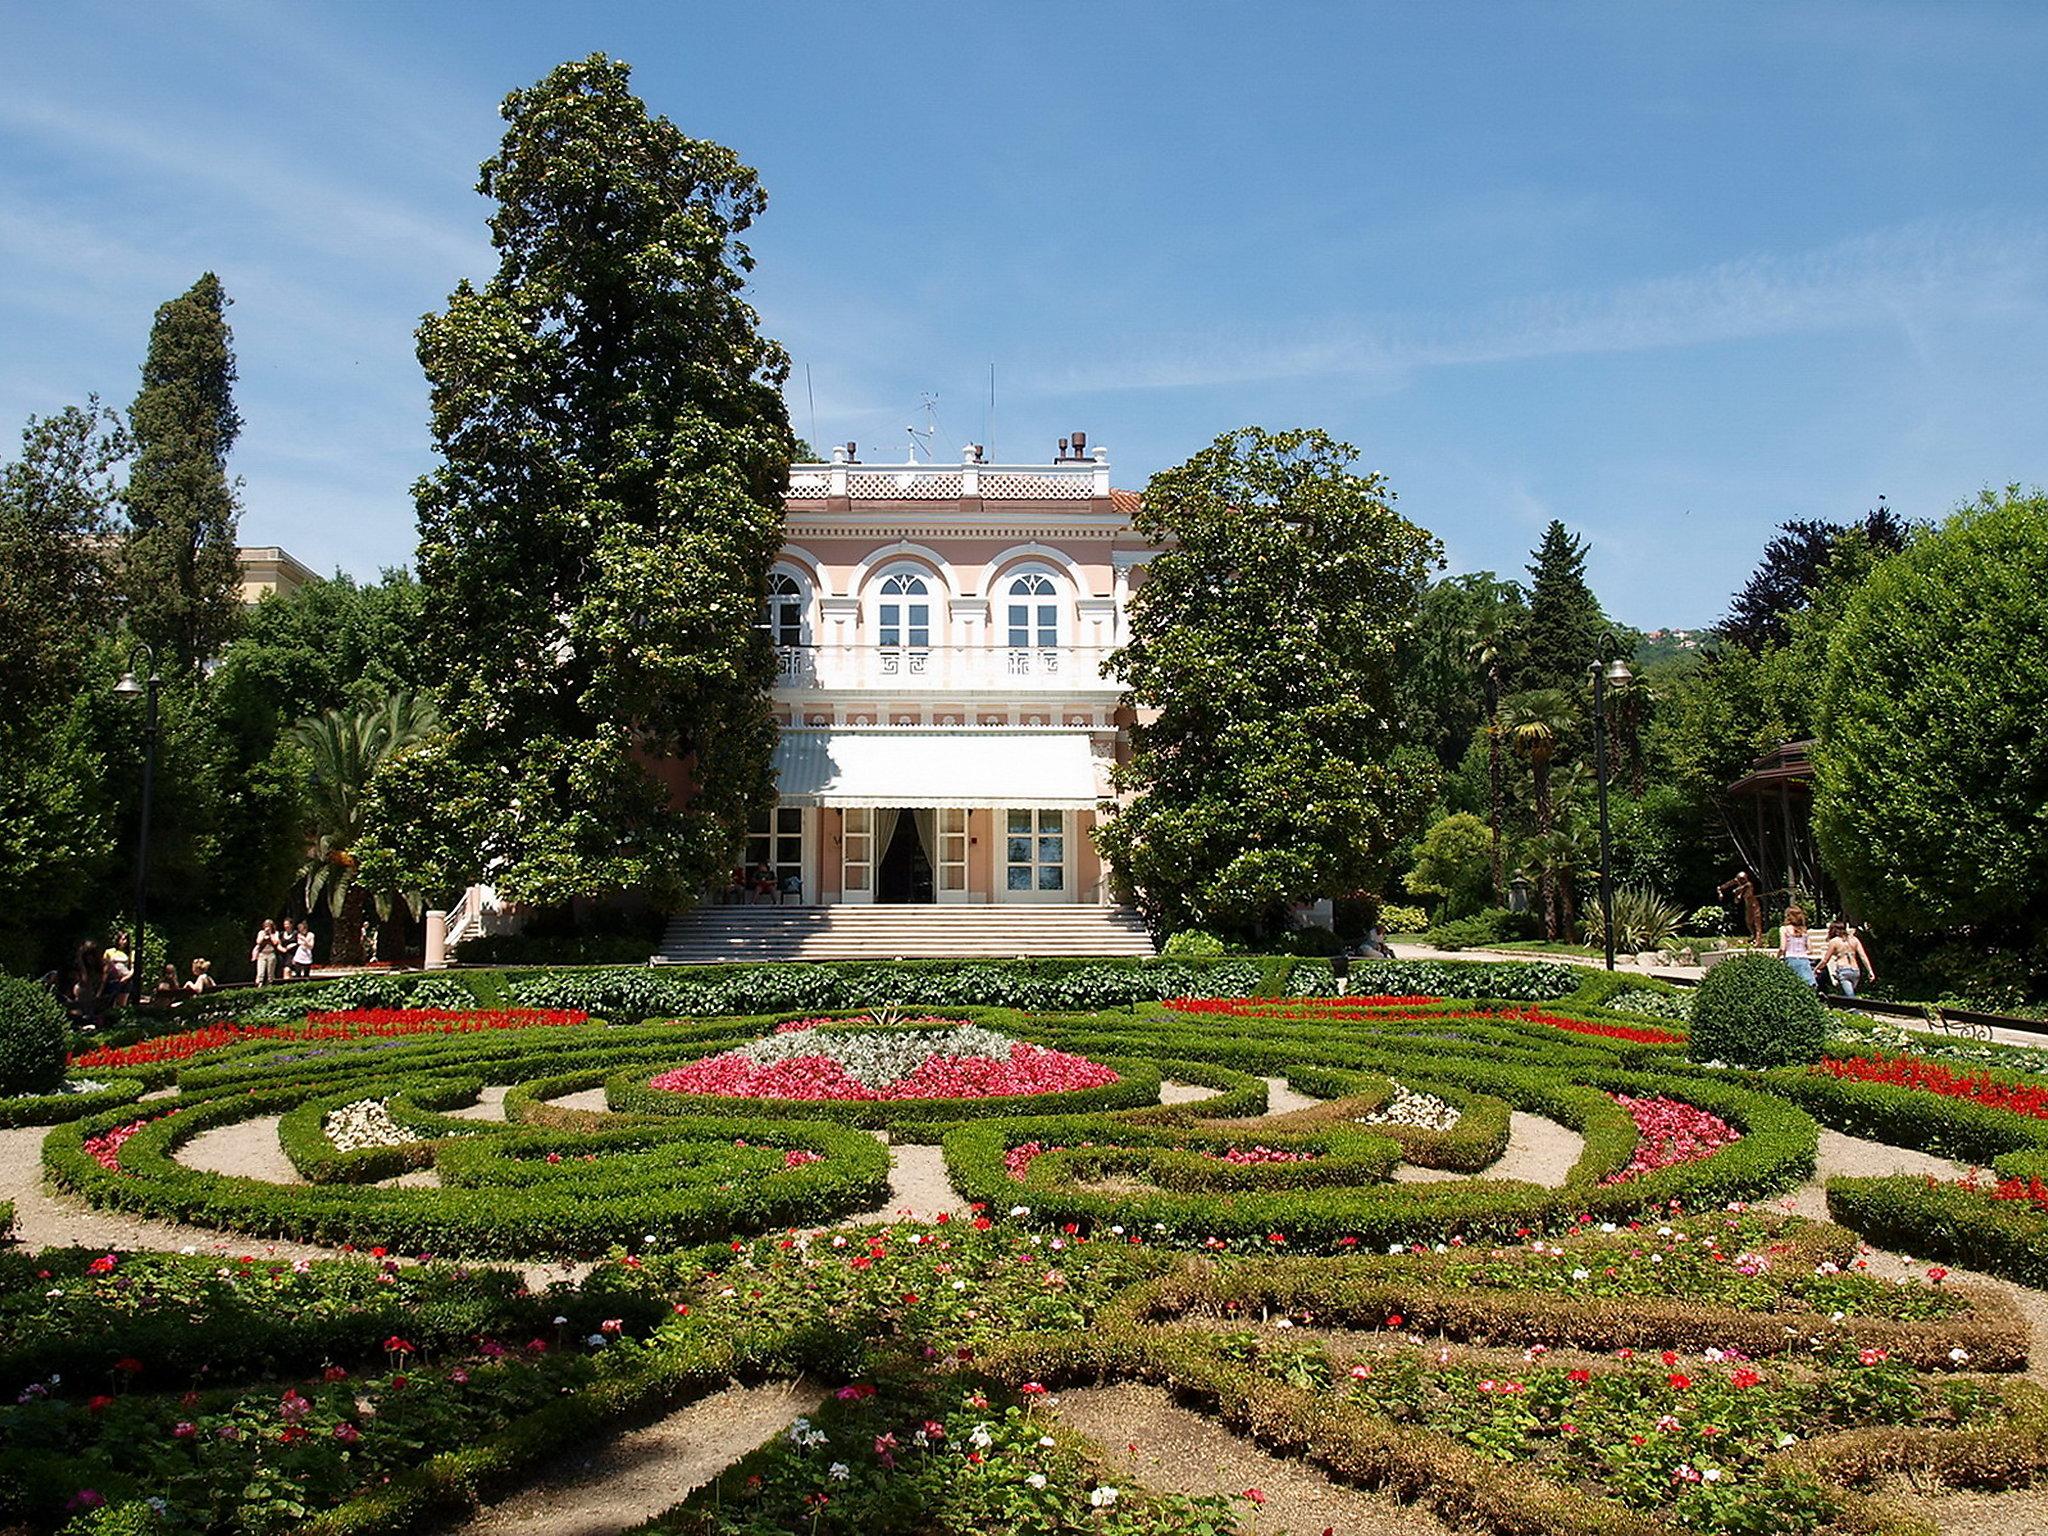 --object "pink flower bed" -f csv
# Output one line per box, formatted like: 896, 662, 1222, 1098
1203, 1144, 1318, 1165
82, 1114, 172, 1171
1601, 1094, 1741, 1184
649, 1025, 1117, 1103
